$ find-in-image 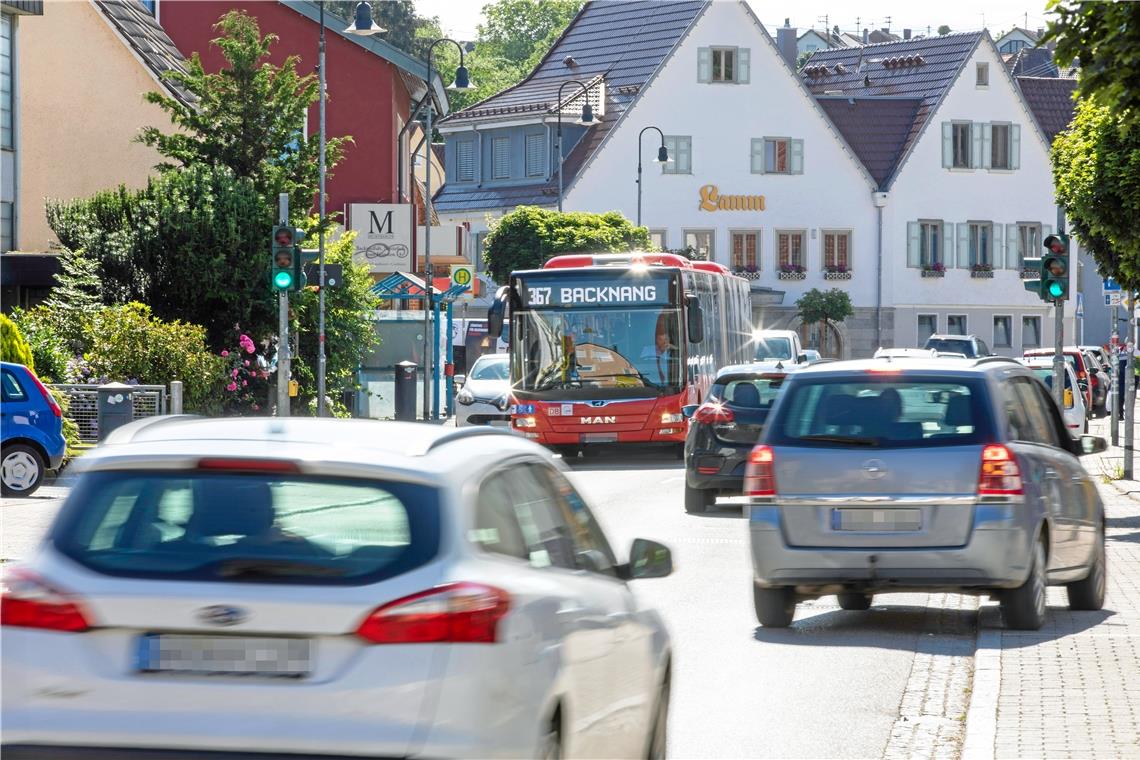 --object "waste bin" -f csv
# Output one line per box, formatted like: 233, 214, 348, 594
394, 361, 418, 421
97, 382, 135, 441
